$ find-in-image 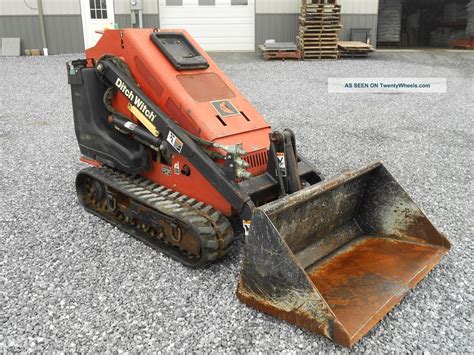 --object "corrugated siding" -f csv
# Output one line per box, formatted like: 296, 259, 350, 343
0, 14, 84, 54
114, 0, 159, 14
0, 0, 157, 16
256, 0, 378, 14
43, 15, 84, 53
0, 15, 42, 50
115, 14, 132, 26
116, 14, 160, 27
255, 13, 298, 45
42, 0, 81, 15
339, 0, 378, 14
0, 0, 80, 15
256, 0, 300, 14
340, 14, 378, 45
114, 0, 129, 14
0, 0, 38, 15
255, 13, 378, 49
143, 14, 160, 27
143, 0, 160, 14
